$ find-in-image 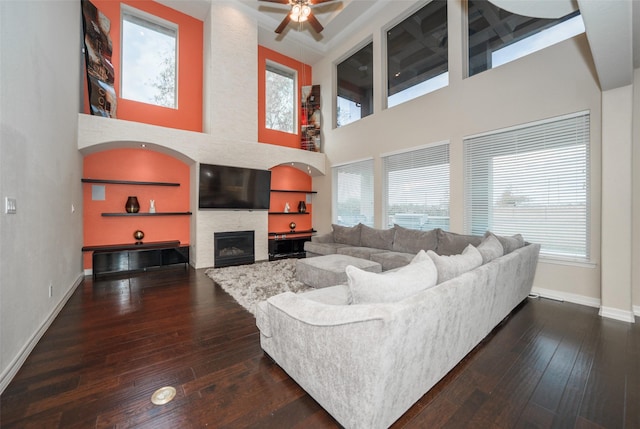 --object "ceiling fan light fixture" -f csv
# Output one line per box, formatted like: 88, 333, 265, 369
290, 3, 311, 22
